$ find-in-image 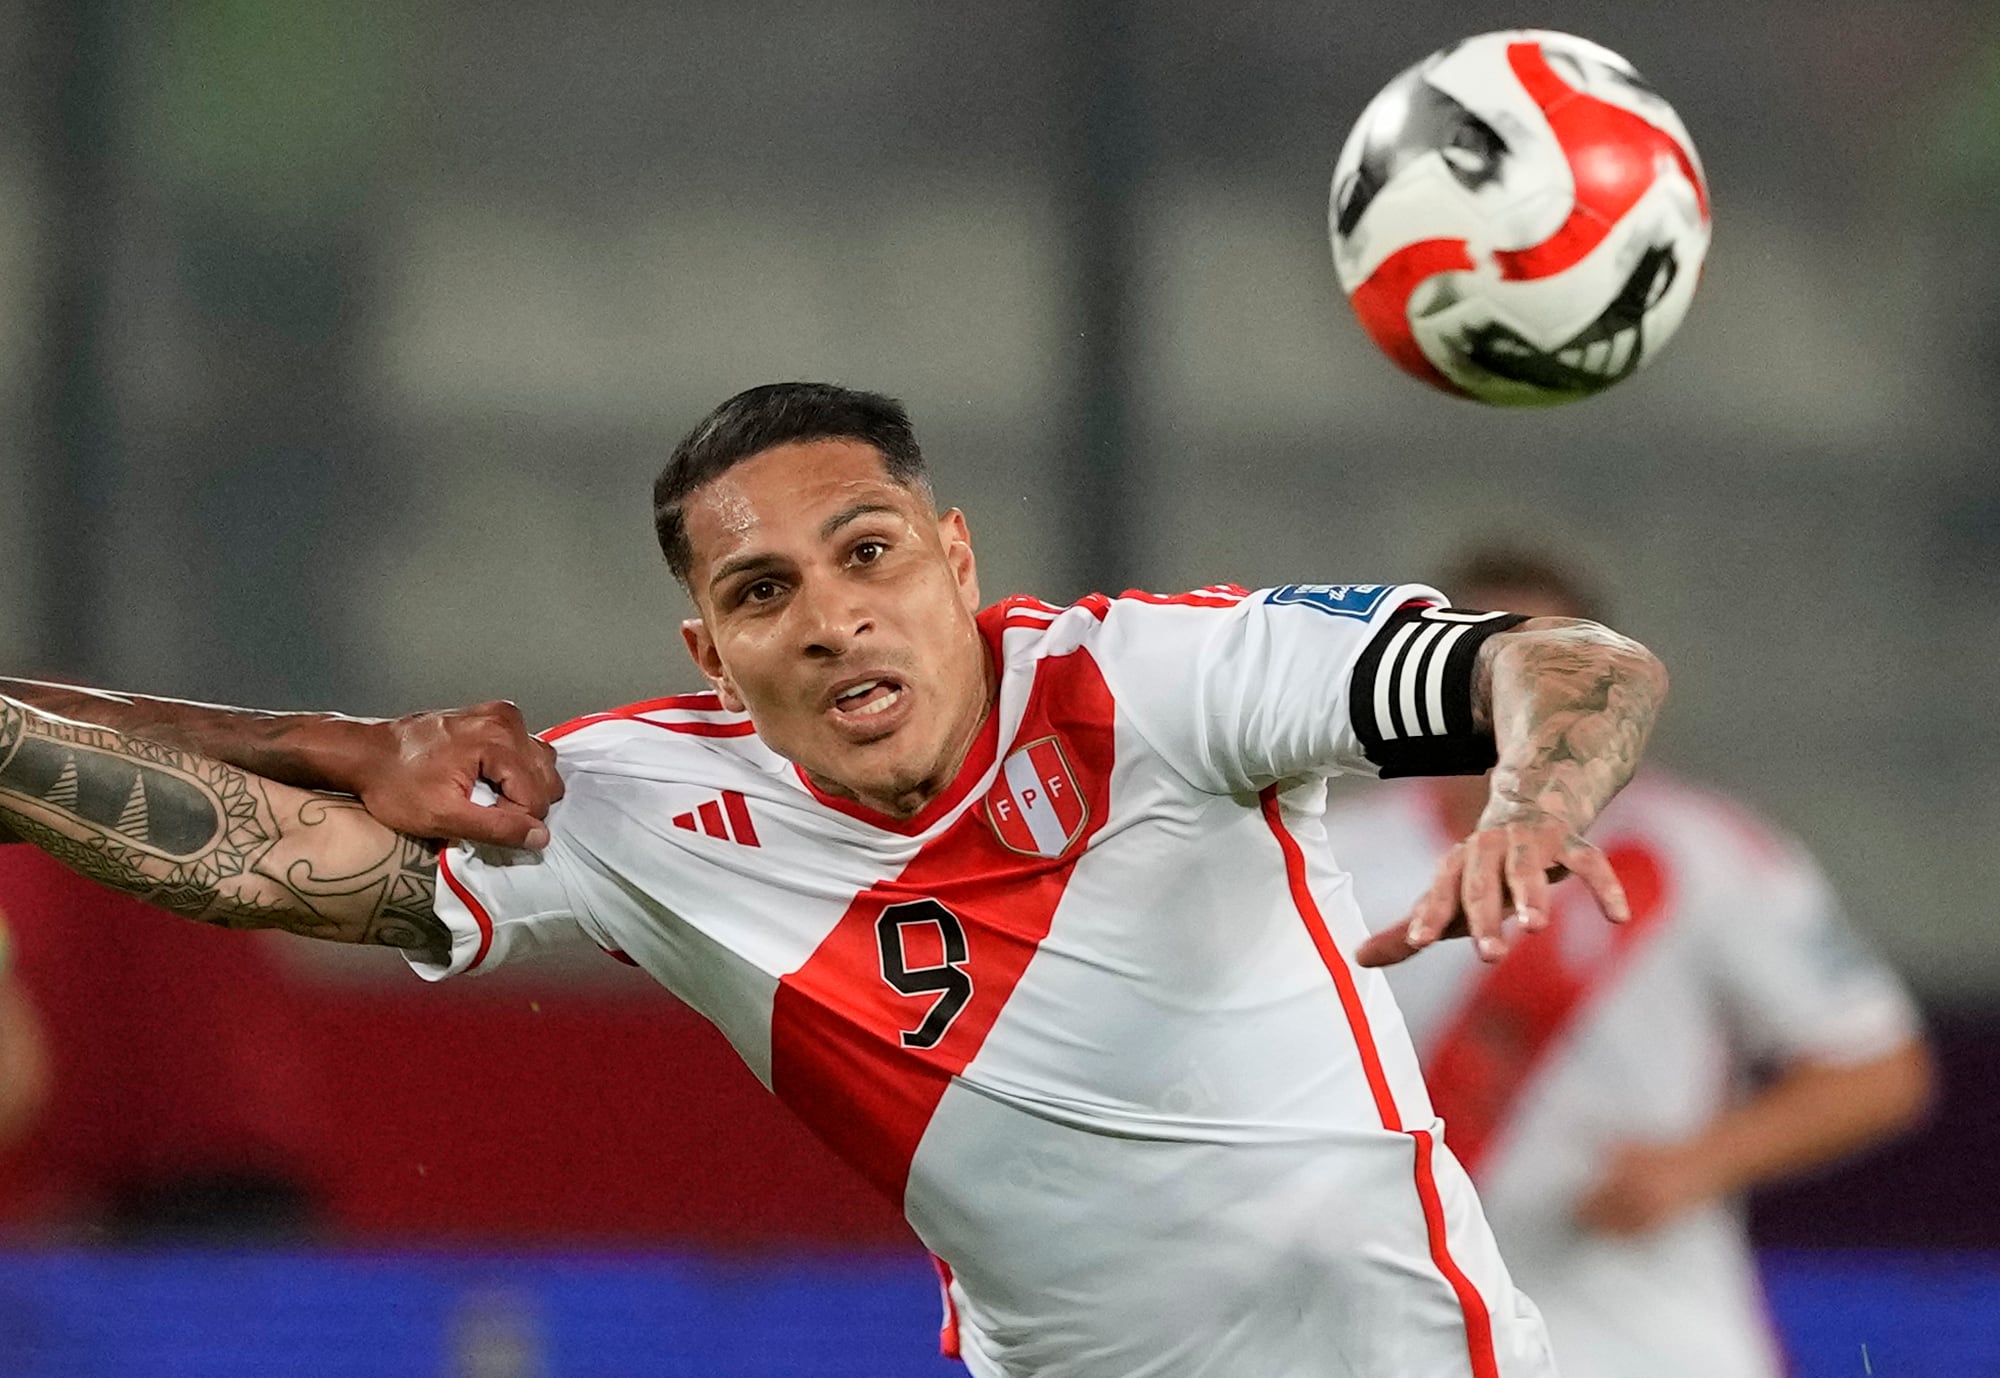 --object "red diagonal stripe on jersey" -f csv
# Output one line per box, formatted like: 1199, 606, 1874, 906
648, 719, 757, 738
1263, 792, 1499, 1378
1348, 238, 1477, 396
435, 851, 495, 973
769, 649, 1117, 1205
1072, 588, 1251, 623
697, 799, 728, 840
932, 1255, 962, 1359
541, 700, 754, 743
643, 692, 727, 710
722, 790, 760, 847
1262, 790, 1401, 1126
1115, 588, 1245, 608
1494, 41, 1710, 283
1423, 842, 1673, 1176
672, 812, 697, 832
1411, 1127, 1499, 1378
